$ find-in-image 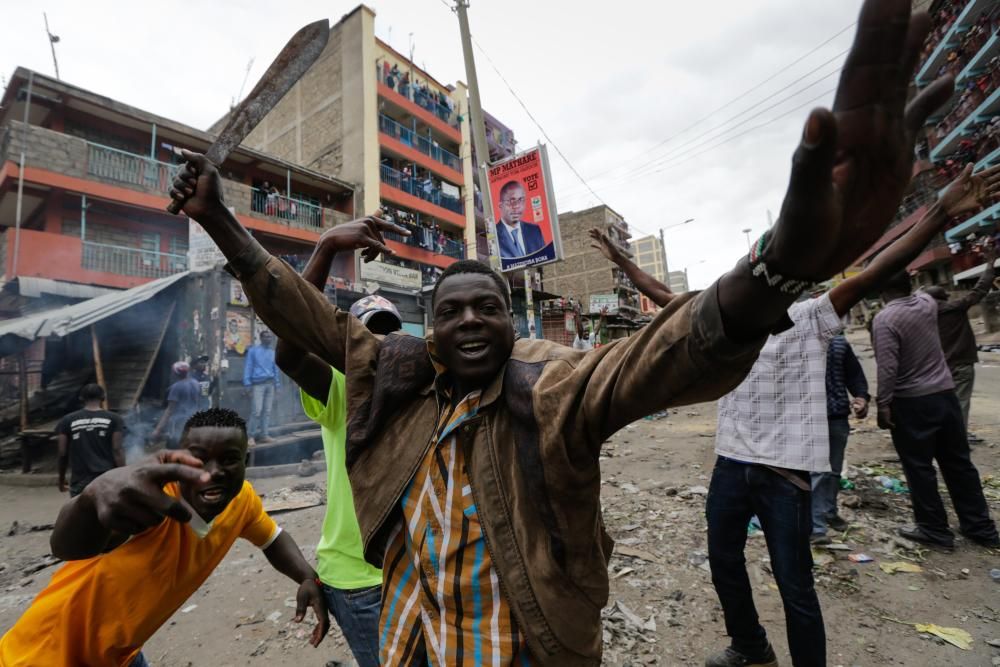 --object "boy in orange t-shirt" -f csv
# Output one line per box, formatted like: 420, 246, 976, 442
0, 408, 329, 667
